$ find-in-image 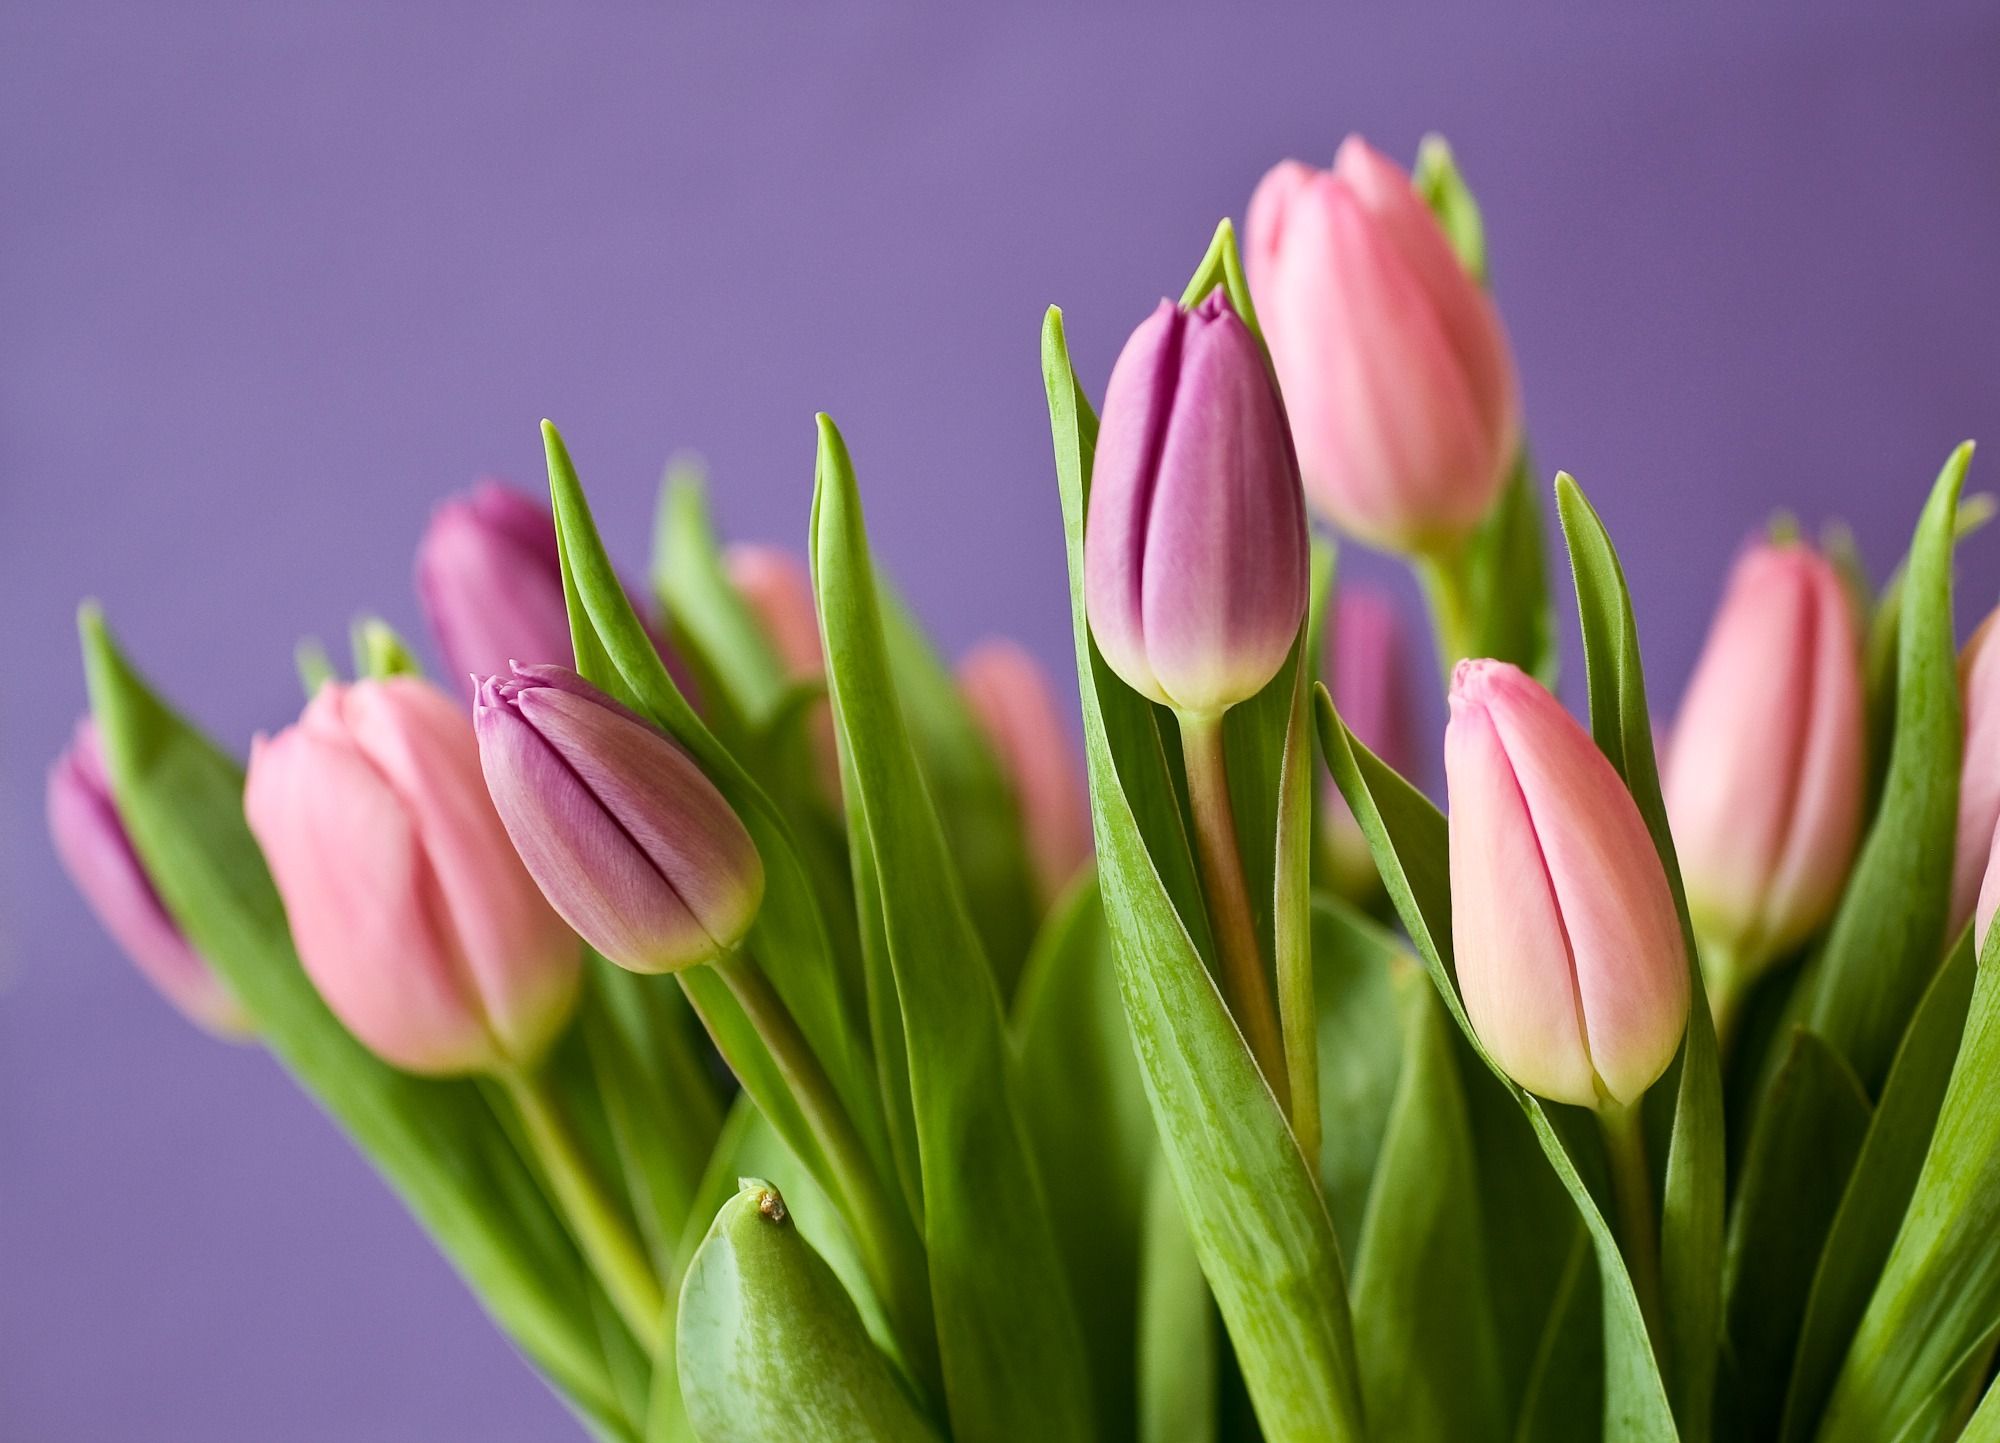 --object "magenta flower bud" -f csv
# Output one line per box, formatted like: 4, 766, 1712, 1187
957, 639, 1093, 905
475, 664, 764, 974
1246, 136, 1520, 555
1447, 660, 1688, 1108
1322, 587, 1416, 896
725, 544, 825, 682
47, 720, 253, 1039
1951, 607, 2000, 936
245, 678, 581, 1075
1083, 292, 1309, 714
1664, 541, 1866, 968
417, 481, 577, 690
